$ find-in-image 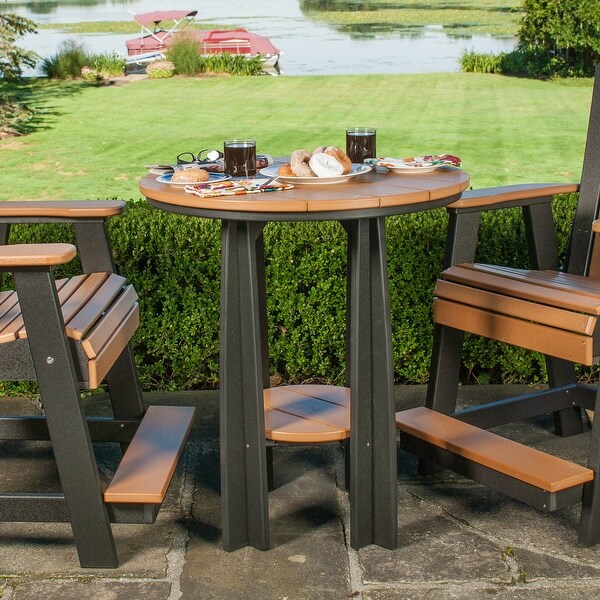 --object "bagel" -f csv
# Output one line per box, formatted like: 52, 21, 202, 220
324, 146, 352, 174
278, 163, 295, 177
171, 168, 210, 183
309, 152, 344, 178
313, 145, 327, 155
290, 149, 315, 177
